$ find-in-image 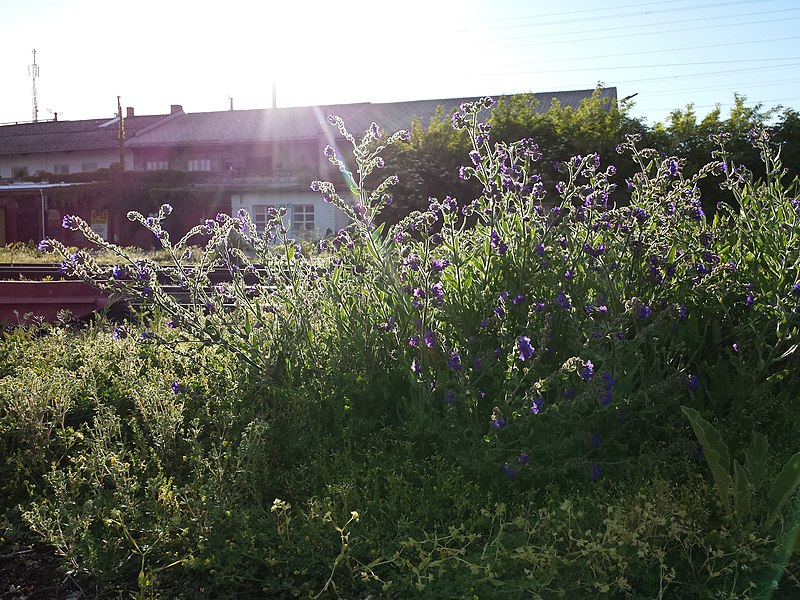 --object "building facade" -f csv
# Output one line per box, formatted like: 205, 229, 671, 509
0, 88, 617, 246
